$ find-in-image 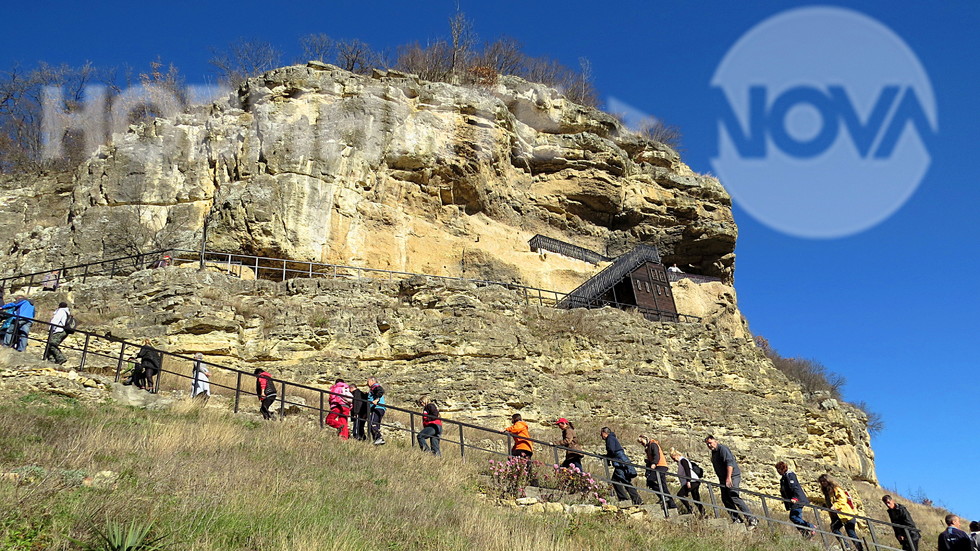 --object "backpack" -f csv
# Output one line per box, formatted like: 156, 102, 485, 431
64, 314, 77, 335
844, 490, 855, 510
689, 459, 705, 478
